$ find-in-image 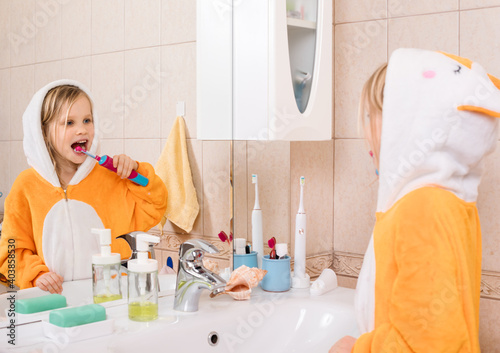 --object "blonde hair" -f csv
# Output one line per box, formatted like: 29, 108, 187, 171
358, 63, 387, 170
41, 85, 93, 184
